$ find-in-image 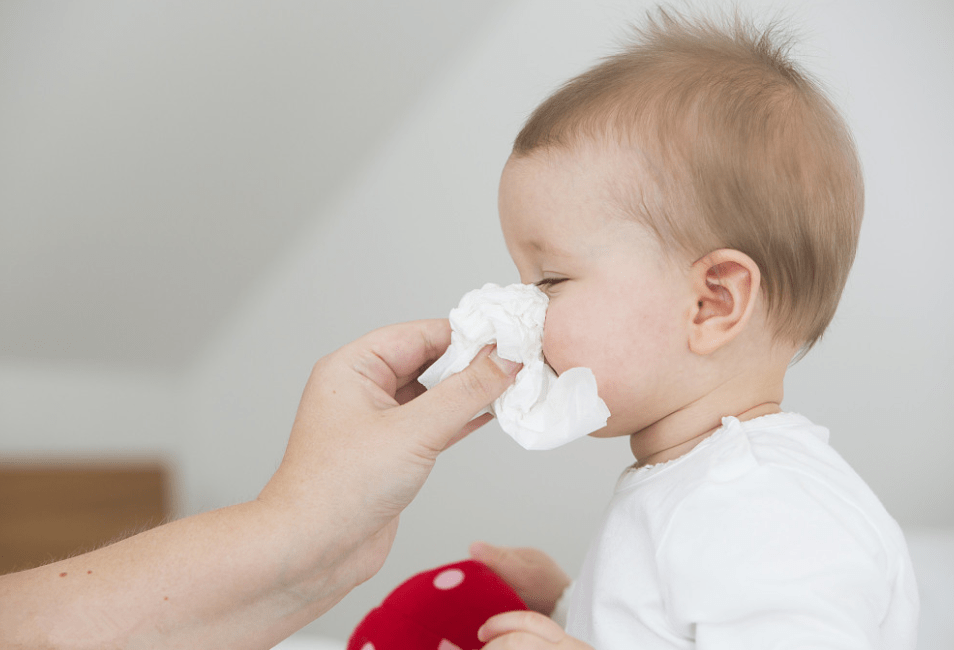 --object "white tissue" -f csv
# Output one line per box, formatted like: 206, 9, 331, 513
418, 283, 611, 450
